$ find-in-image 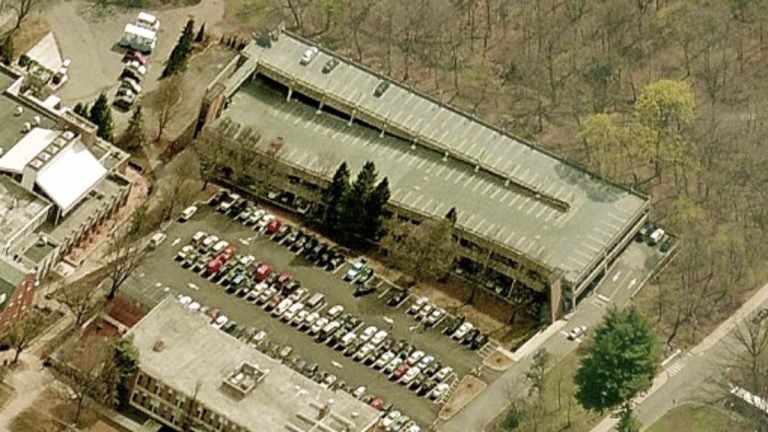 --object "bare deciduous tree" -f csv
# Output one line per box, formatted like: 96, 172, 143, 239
155, 76, 182, 143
